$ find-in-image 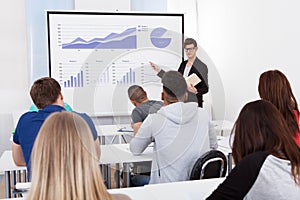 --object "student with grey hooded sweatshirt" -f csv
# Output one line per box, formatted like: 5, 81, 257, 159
130, 71, 217, 184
